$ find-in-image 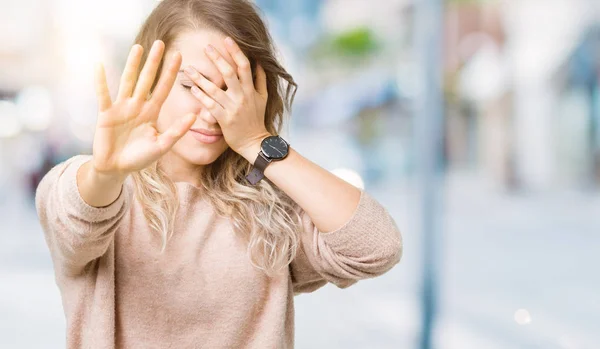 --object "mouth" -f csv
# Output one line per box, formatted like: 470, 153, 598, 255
189, 129, 223, 144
